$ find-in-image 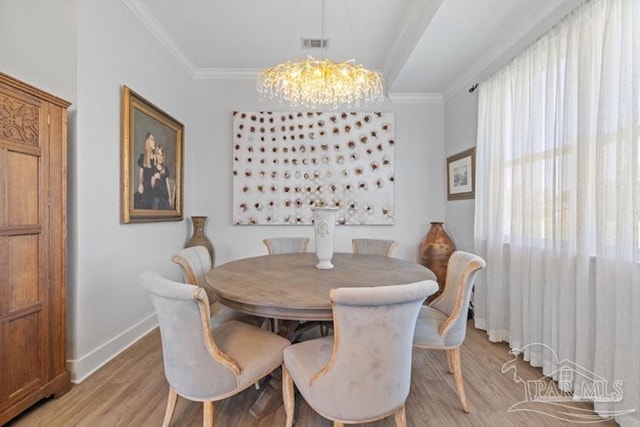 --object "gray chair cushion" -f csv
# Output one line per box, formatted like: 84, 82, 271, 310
214, 320, 290, 392
283, 336, 333, 395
